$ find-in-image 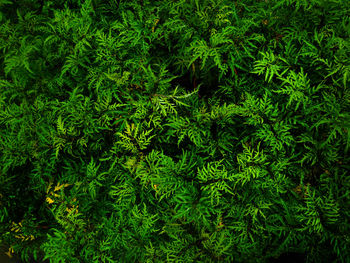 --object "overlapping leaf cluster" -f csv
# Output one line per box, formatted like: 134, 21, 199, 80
0, 0, 349, 262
